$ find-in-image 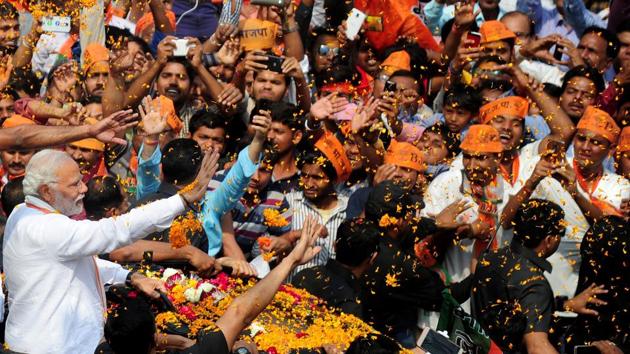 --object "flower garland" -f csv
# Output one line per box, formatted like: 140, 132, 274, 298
262, 208, 289, 228
152, 269, 382, 353
169, 211, 202, 249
